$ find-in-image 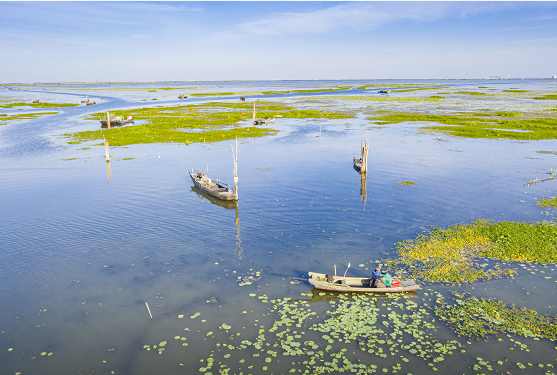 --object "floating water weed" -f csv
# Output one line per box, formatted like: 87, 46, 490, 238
537, 197, 557, 210
434, 292, 557, 340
